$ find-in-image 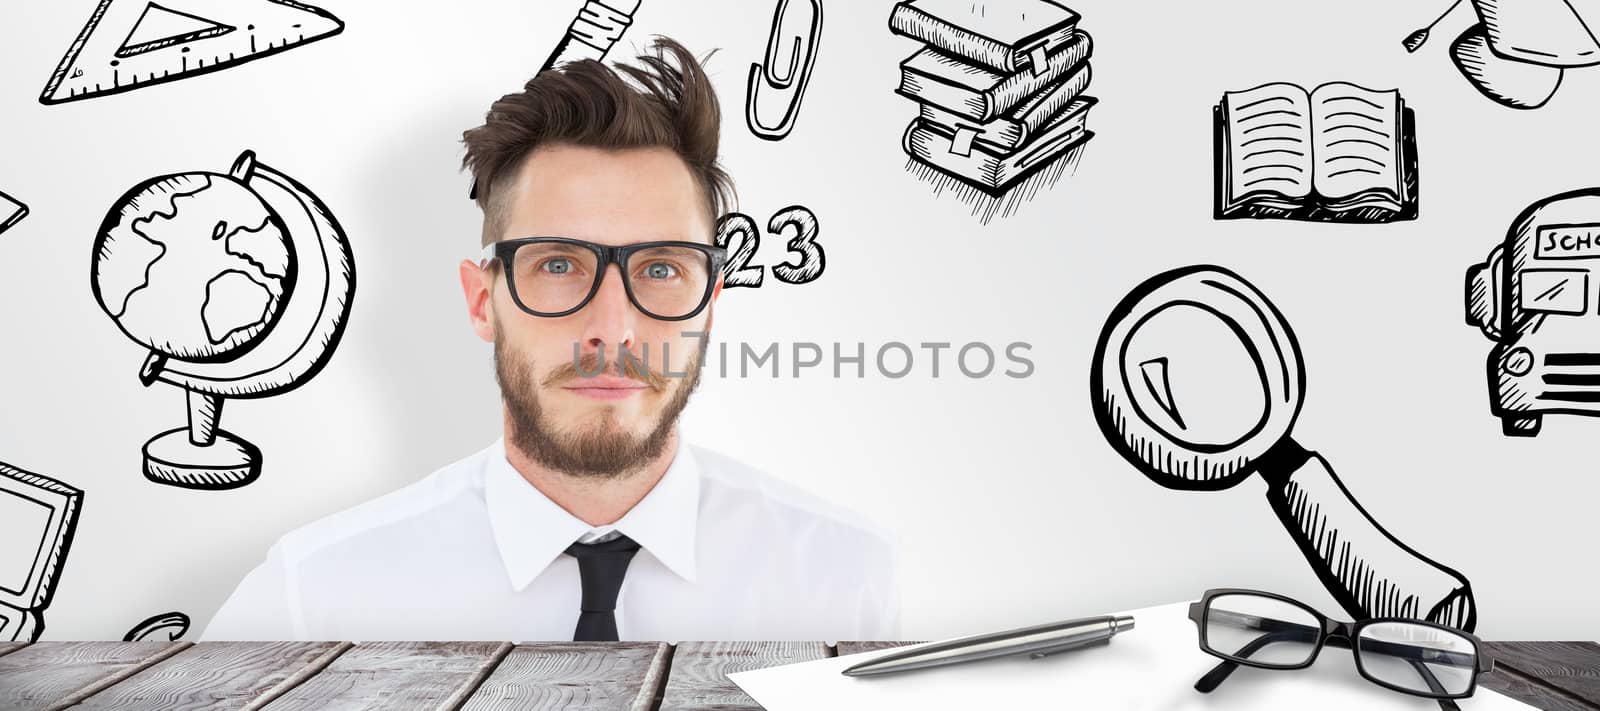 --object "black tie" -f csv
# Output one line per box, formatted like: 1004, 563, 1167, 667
564, 533, 642, 641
